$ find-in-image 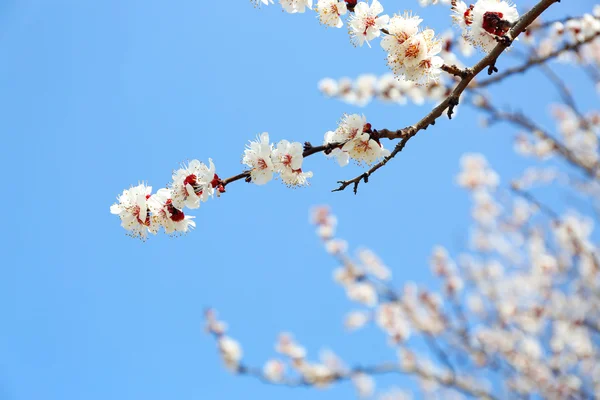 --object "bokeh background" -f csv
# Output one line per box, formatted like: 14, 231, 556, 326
1, 0, 598, 399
